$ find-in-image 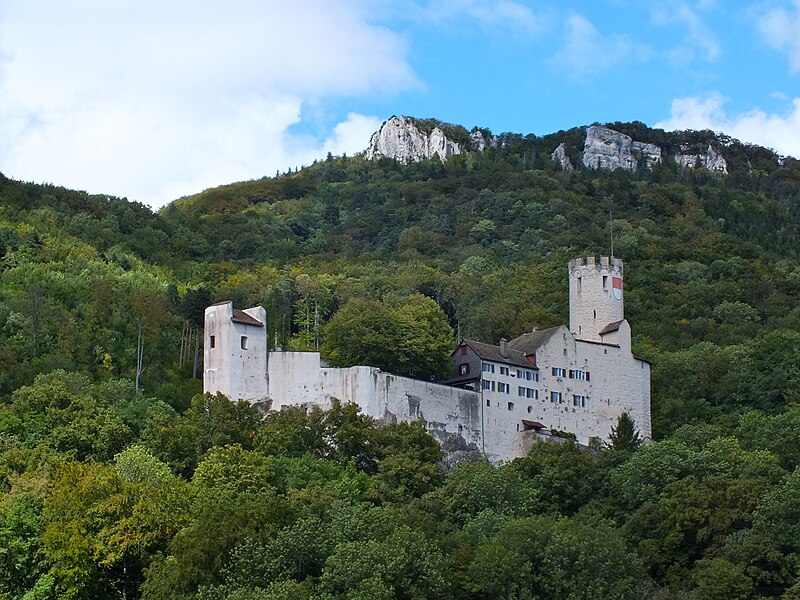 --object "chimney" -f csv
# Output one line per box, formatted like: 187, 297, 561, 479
500, 338, 508, 358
